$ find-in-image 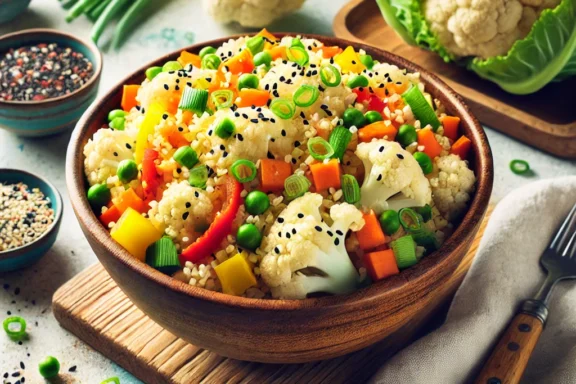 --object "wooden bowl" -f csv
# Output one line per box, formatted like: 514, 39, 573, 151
66, 34, 493, 364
